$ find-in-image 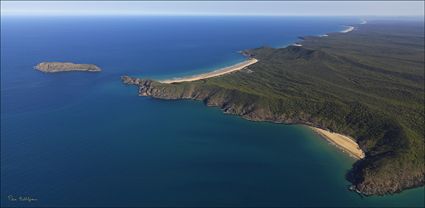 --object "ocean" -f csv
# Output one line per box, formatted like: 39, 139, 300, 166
1, 16, 424, 207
